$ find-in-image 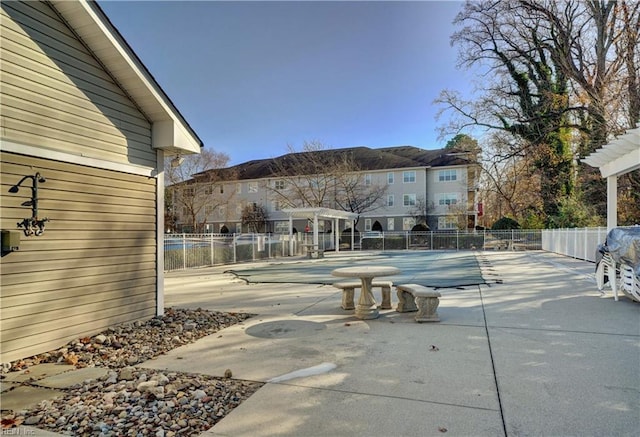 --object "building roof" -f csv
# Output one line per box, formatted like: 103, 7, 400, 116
195, 145, 477, 181
583, 127, 640, 178
49, 0, 202, 155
